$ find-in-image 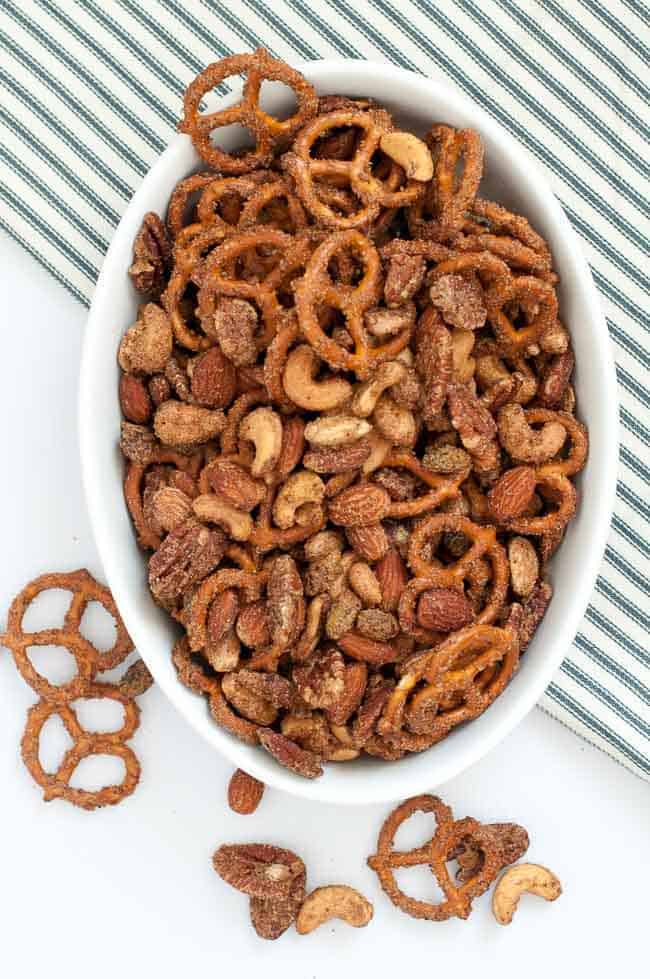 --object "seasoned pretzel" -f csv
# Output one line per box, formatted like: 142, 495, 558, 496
488, 275, 558, 355
379, 450, 469, 519
296, 230, 412, 377
172, 635, 220, 696
124, 448, 202, 550
368, 794, 504, 920
20, 683, 141, 811
198, 228, 294, 352
379, 625, 519, 746
467, 198, 551, 263
404, 514, 509, 626
167, 171, 219, 239
195, 174, 308, 237
1, 570, 133, 703
285, 110, 423, 229
179, 48, 318, 172
408, 125, 484, 240
503, 409, 587, 536
186, 568, 268, 651
163, 223, 231, 350
195, 173, 271, 227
